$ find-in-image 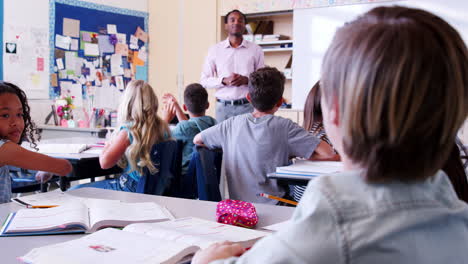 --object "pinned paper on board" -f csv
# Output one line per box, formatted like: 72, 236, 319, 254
70, 39, 79, 51
137, 47, 148, 62
81, 31, 92, 42
63, 18, 80, 38
84, 43, 99, 56
37, 57, 44, 71
107, 24, 117, 34
5, 43, 17, 54
115, 76, 124, 91
50, 73, 59, 87
132, 51, 145, 66
56, 58, 65, 70
134, 26, 148, 42
55, 34, 72, 50
55, 48, 65, 59
65, 52, 78, 71
98, 35, 115, 54
135, 65, 148, 81
110, 54, 124, 76
129, 35, 139, 49
117, 33, 126, 44
70, 83, 84, 107
115, 44, 129, 56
